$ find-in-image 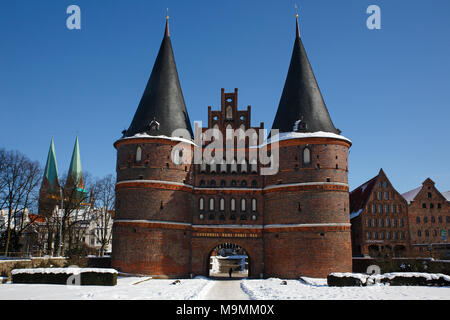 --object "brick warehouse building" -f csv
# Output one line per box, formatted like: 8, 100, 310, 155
402, 178, 450, 259
349, 169, 411, 257
111, 17, 353, 278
